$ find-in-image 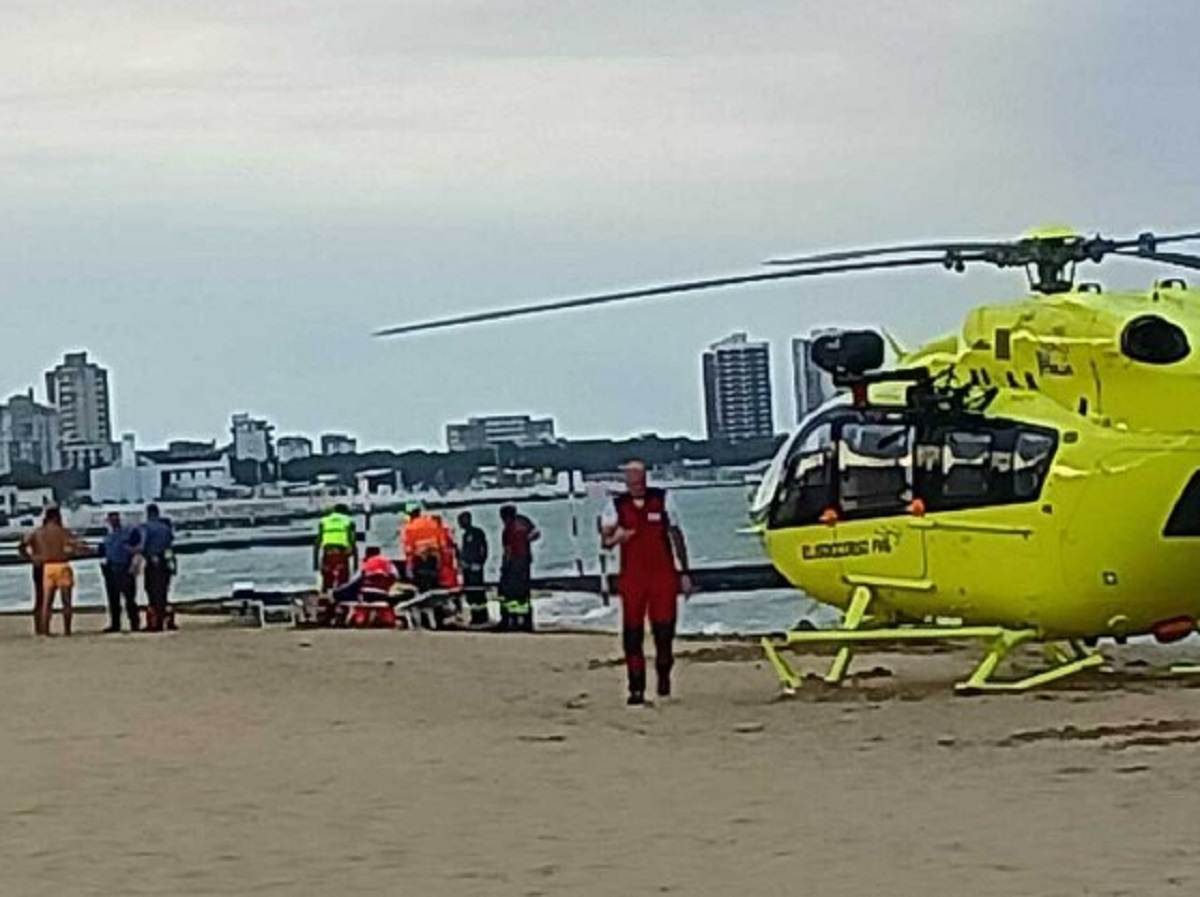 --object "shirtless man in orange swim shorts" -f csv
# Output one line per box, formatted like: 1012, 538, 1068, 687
25, 507, 88, 636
